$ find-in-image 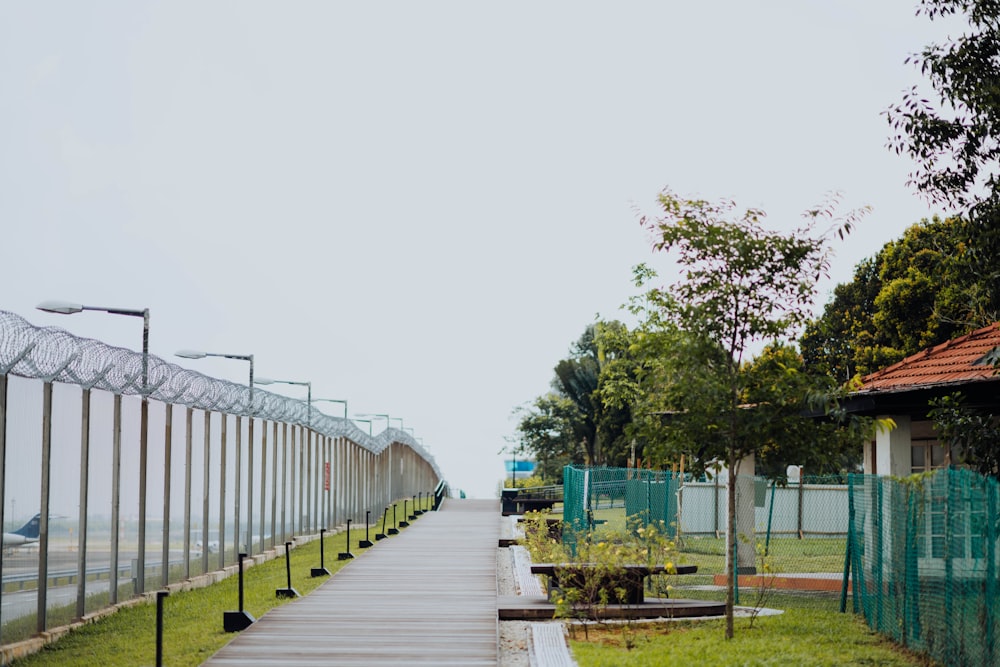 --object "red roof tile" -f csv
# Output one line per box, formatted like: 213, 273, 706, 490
858, 323, 1000, 393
